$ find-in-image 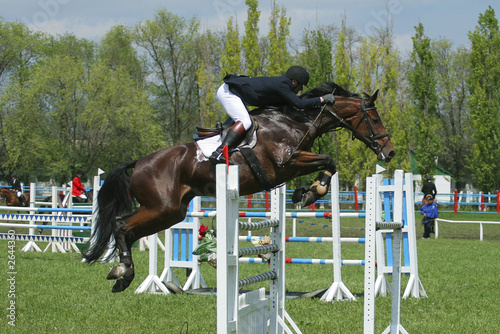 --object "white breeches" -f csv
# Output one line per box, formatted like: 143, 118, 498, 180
216, 83, 252, 130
